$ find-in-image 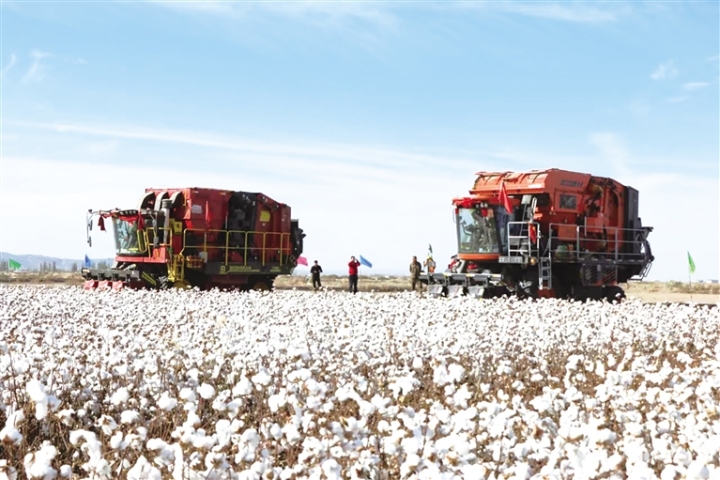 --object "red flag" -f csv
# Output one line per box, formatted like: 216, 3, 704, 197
98, 216, 106, 232
529, 223, 537, 244
297, 256, 308, 266
499, 182, 513, 214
